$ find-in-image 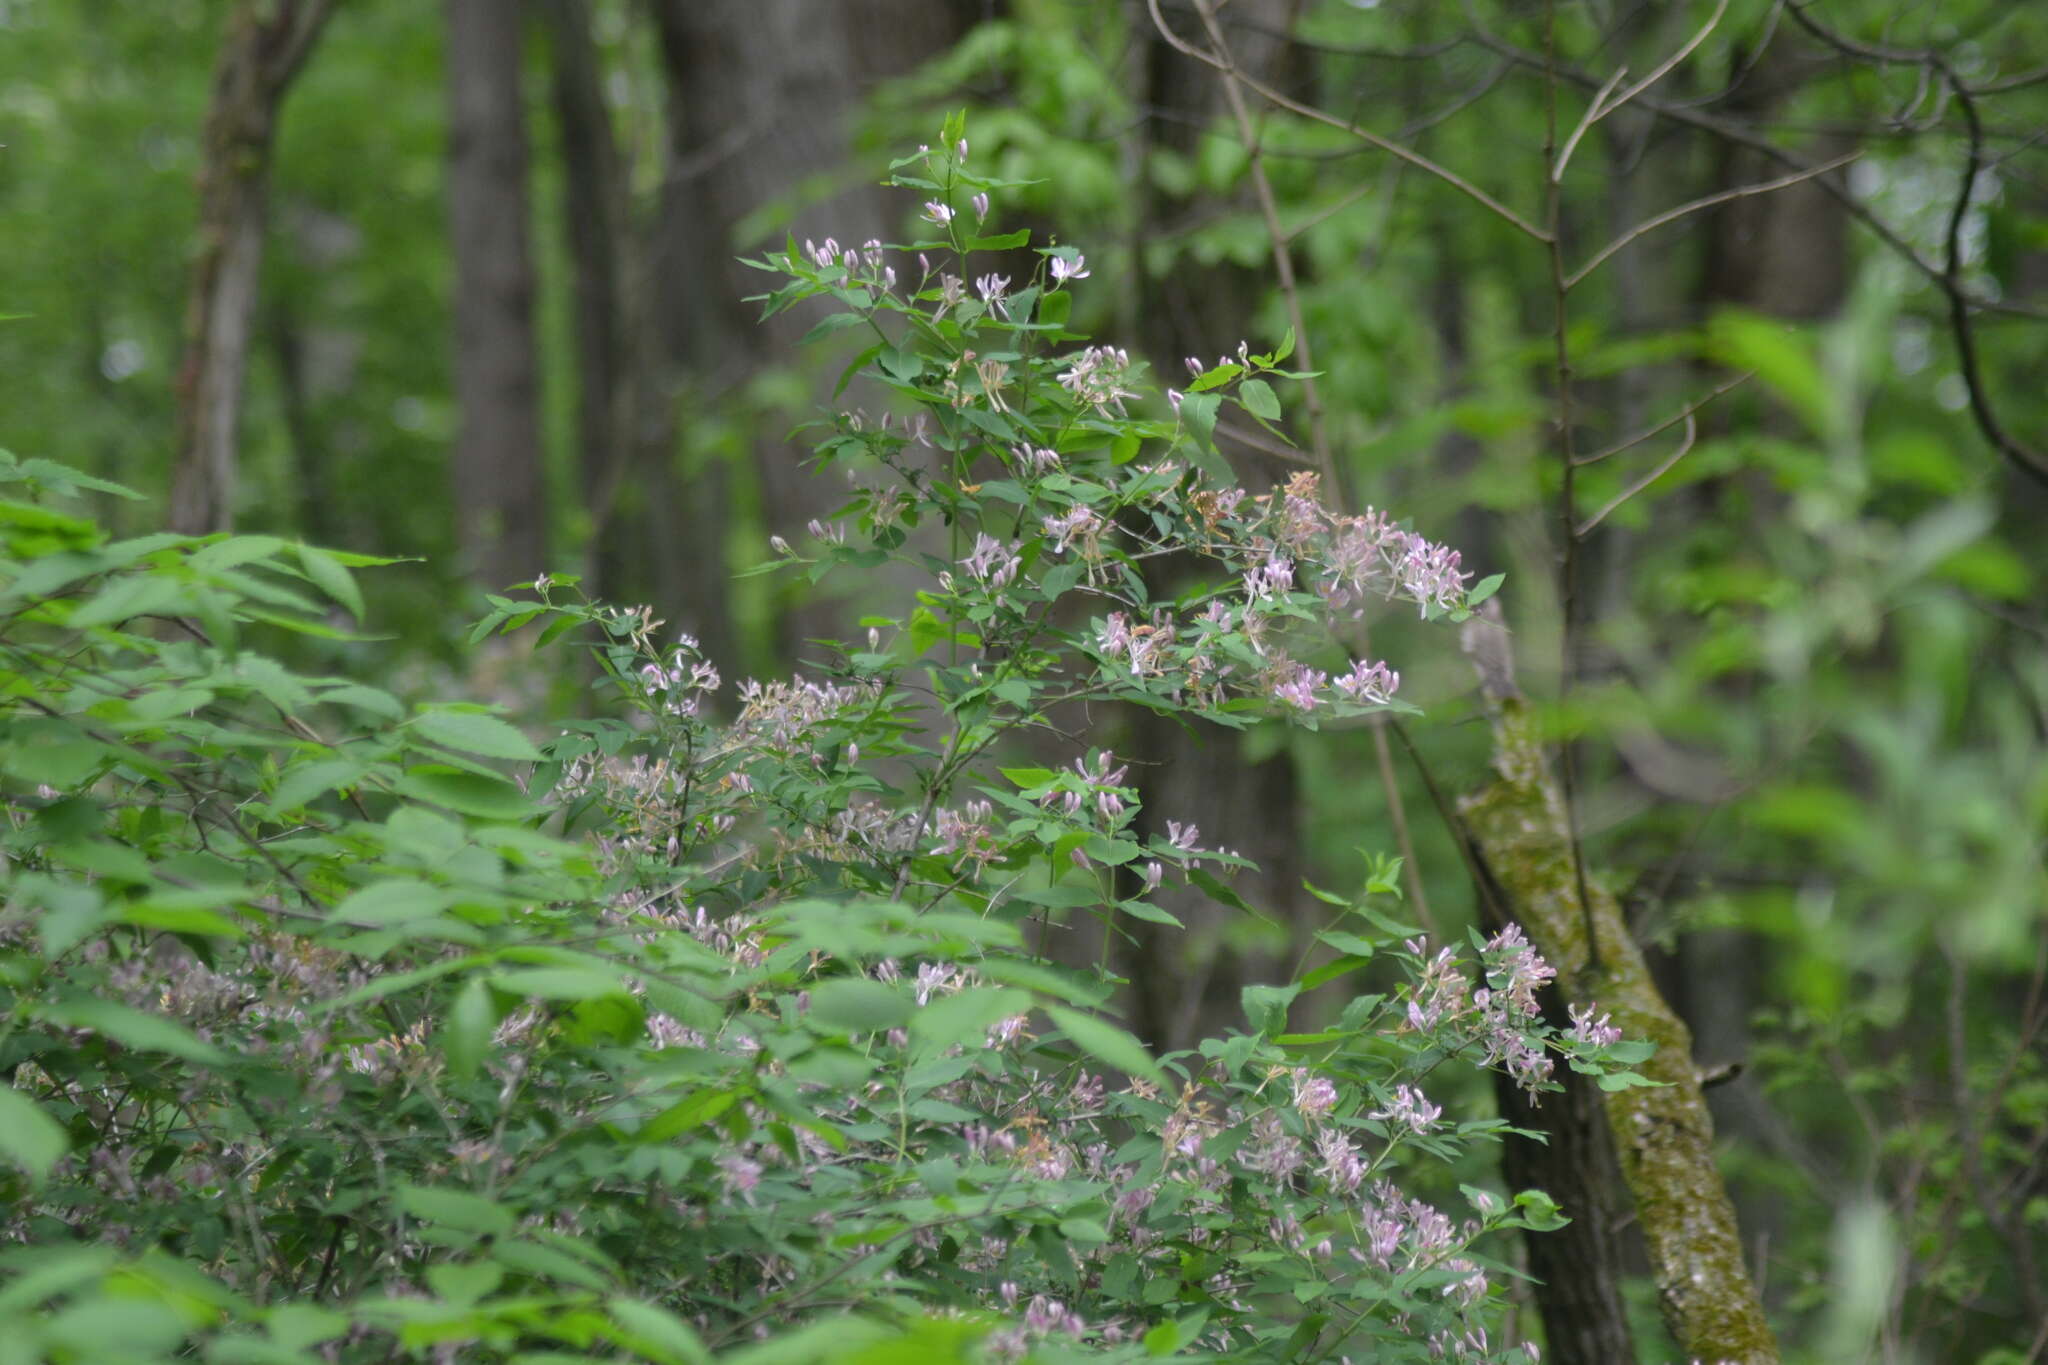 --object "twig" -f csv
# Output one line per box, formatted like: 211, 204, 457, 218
1541, 0, 1602, 972
1187, 0, 1335, 487
1566, 153, 1861, 289
1214, 418, 1315, 466
1147, 0, 1550, 243
1599, 0, 1730, 129
1552, 64, 1629, 185
1575, 413, 1697, 535
1172, 0, 1434, 928
1577, 370, 1753, 465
